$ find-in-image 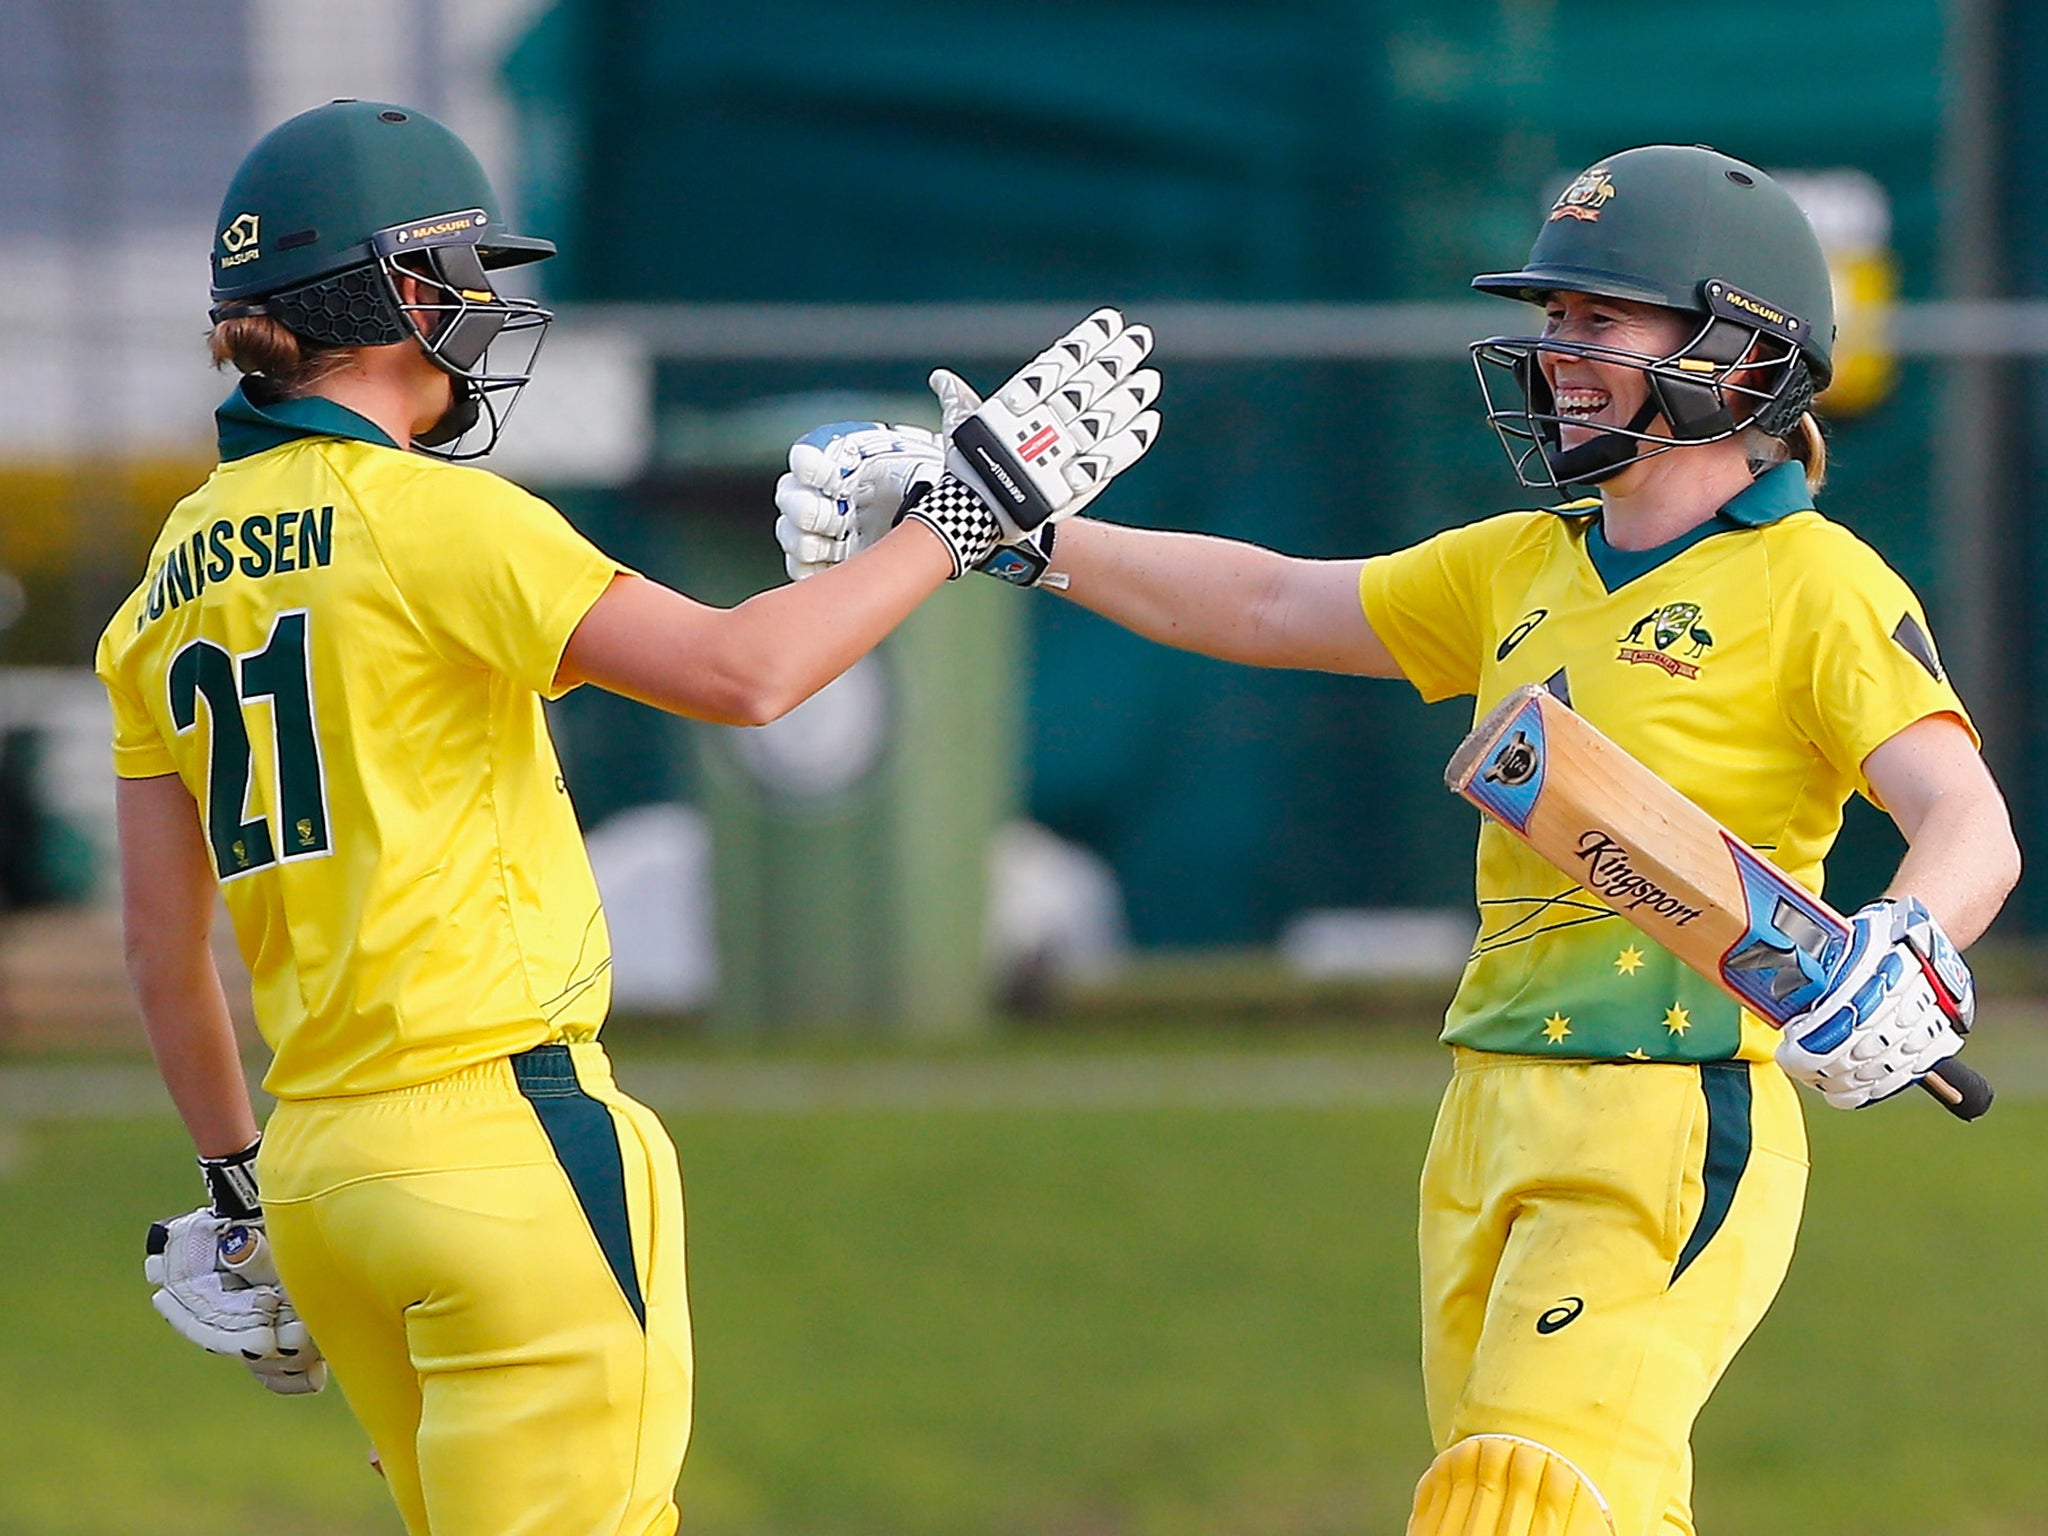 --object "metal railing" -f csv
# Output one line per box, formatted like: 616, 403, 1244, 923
560, 299, 2048, 360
